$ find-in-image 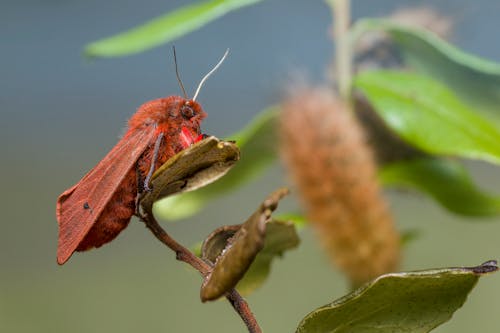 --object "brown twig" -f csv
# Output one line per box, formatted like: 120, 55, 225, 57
138, 210, 262, 333
140, 210, 211, 275
226, 289, 263, 333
